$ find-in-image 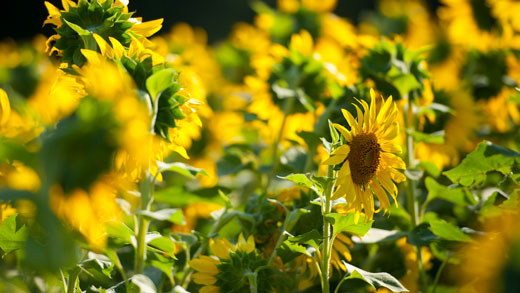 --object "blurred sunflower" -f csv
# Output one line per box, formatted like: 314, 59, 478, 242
323, 89, 406, 220
189, 234, 273, 293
